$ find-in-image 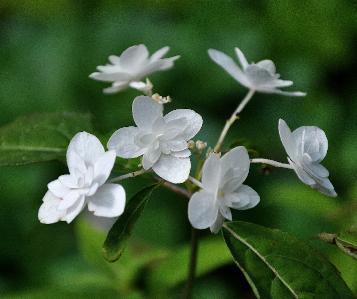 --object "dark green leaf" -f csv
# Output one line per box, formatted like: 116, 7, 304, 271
223, 221, 355, 299
103, 184, 159, 262
0, 112, 93, 166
